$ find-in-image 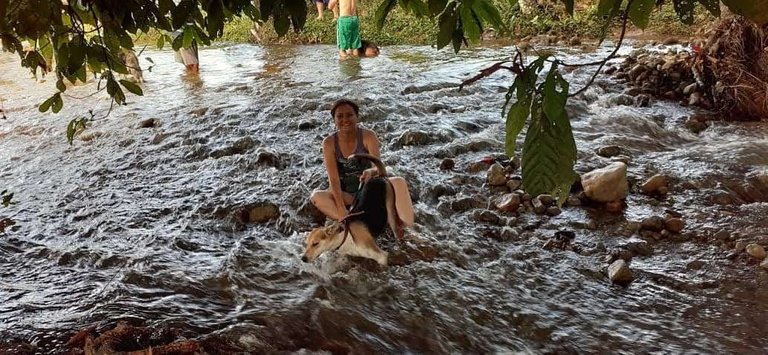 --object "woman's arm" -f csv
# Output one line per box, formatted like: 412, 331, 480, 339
322, 136, 348, 220
360, 129, 382, 182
